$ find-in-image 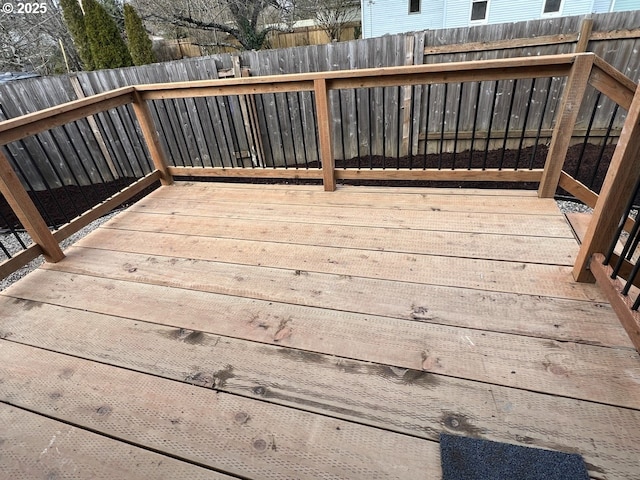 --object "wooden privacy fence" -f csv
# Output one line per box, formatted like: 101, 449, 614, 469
1, 10, 640, 194
0, 52, 637, 283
